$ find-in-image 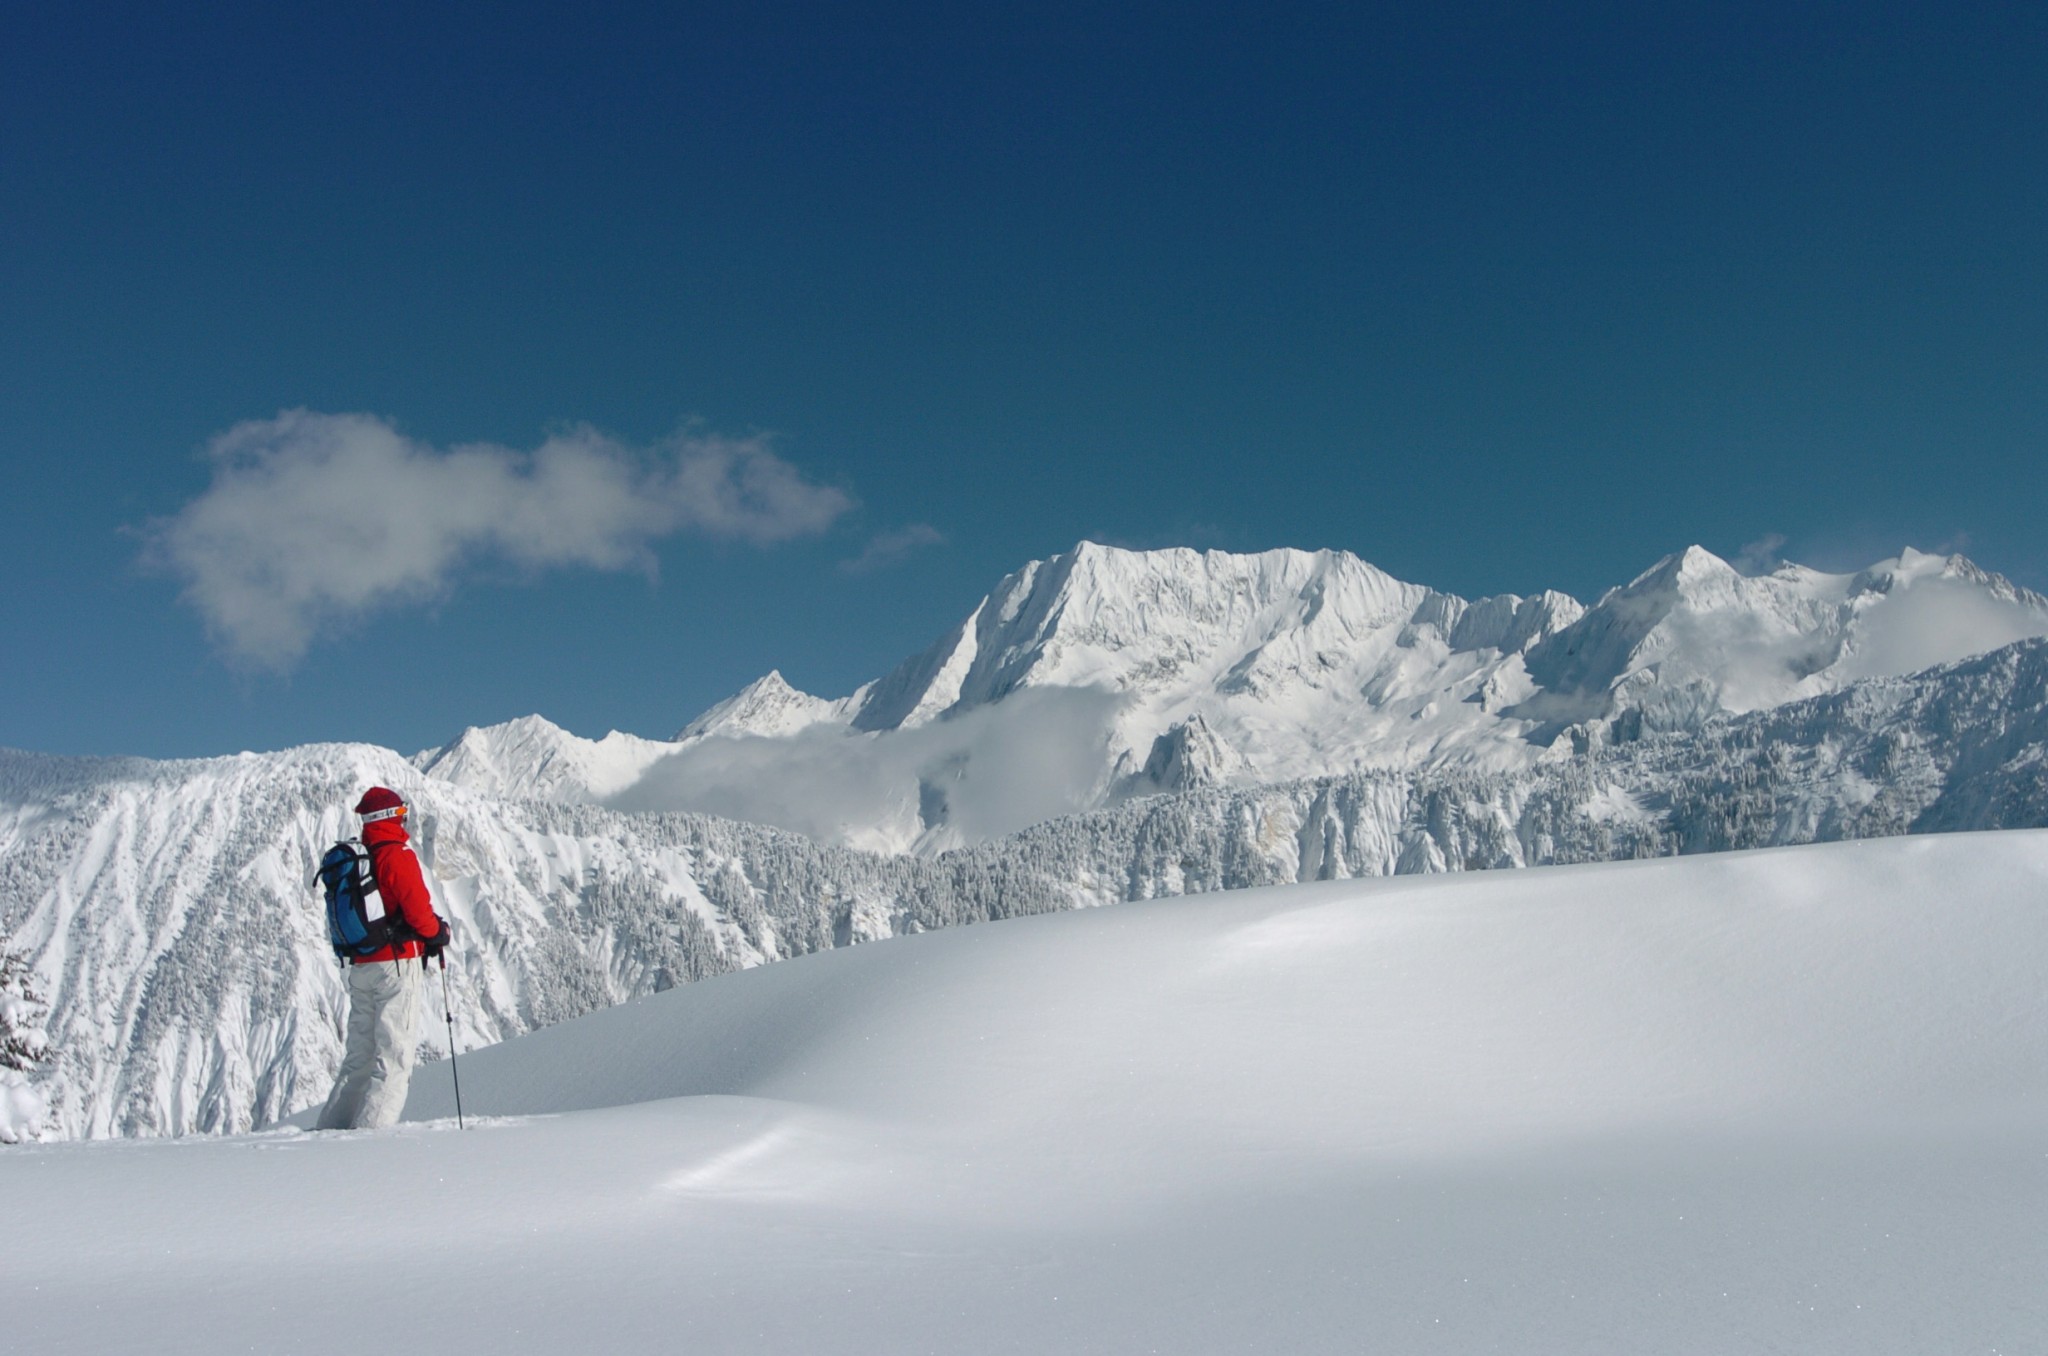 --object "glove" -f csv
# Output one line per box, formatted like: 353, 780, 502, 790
423, 916, 454, 958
